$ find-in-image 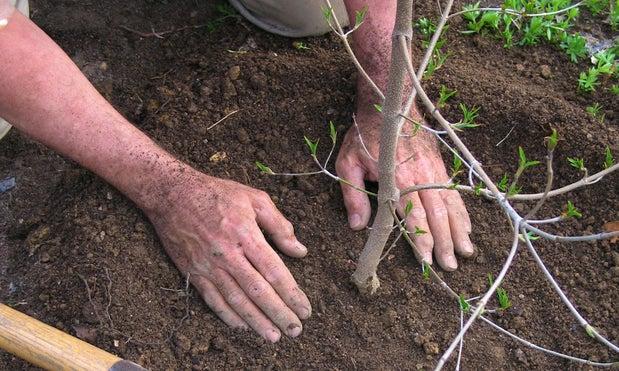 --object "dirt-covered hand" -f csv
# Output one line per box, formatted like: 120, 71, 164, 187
146, 171, 311, 342
335, 111, 475, 270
